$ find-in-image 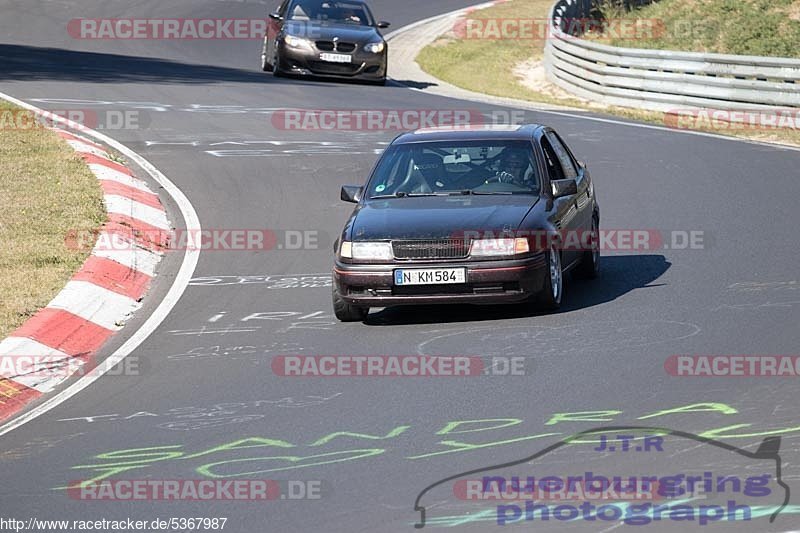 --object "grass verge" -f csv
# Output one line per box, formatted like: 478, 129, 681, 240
416, 0, 566, 104
593, 0, 800, 57
0, 102, 106, 339
415, 0, 800, 147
